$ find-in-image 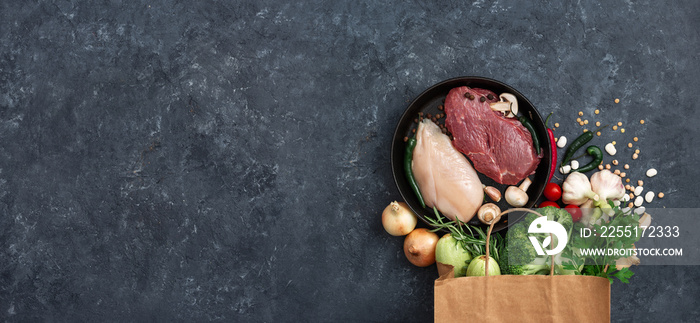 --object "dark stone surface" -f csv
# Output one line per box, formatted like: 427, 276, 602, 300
1, 0, 699, 321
